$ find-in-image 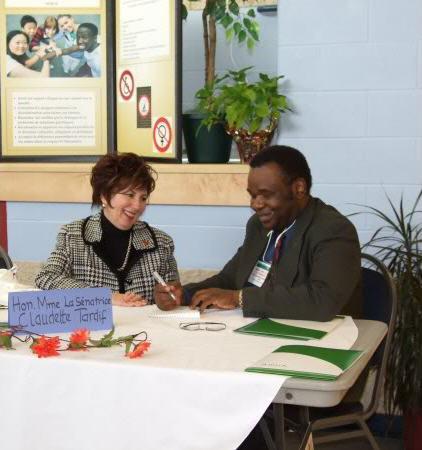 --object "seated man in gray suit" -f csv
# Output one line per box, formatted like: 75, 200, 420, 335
155, 145, 362, 321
